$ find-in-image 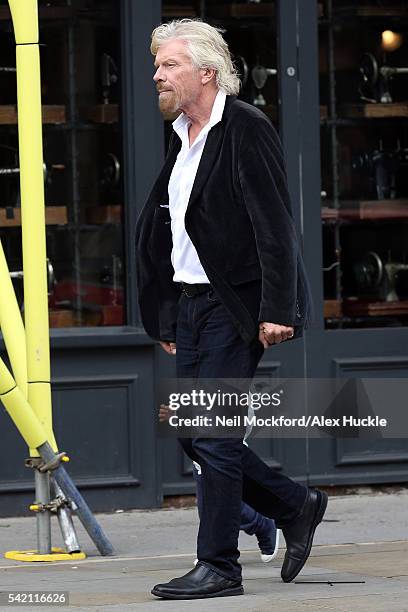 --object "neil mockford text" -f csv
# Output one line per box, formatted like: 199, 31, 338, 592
166, 413, 388, 428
